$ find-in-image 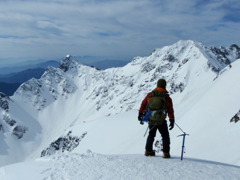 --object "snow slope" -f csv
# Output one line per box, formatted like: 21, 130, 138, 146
0, 152, 240, 180
171, 59, 240, 165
